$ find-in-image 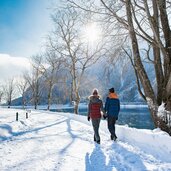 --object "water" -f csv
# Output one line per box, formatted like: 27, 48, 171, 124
50, 106, 155, 130
118, 107, 155, 129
